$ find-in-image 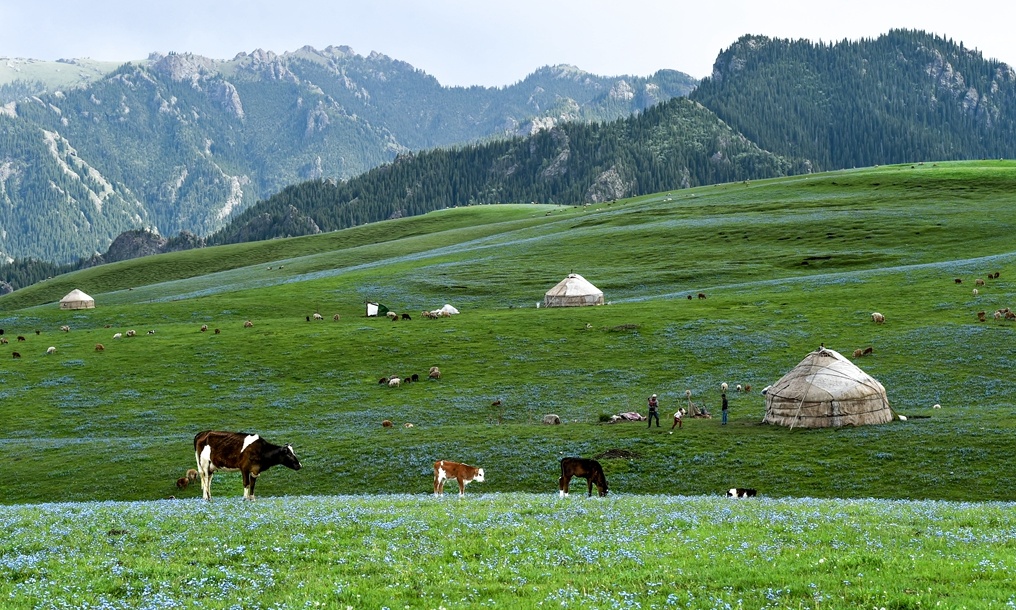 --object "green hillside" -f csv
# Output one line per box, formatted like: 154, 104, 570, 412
1, 161, 1015, 507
